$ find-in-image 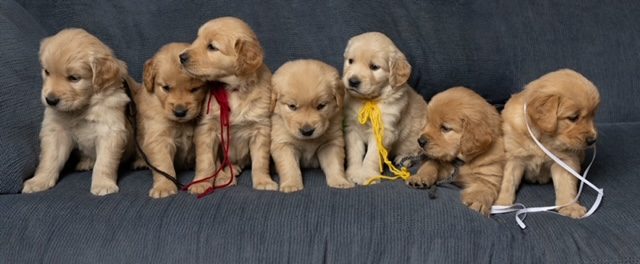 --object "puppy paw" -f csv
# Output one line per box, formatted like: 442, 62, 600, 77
75, 158, 95, 171
461, 191, 493, 216
91, 182, 119, 196
327, 177, 356, 189
149, 182, 178, 199
22, 177, 56, 193
253, 179, 278, 191
131, 158, 148, 170
407, 173, 436, 189
463, 199, 491, 216
394, 154, 418, 168
279, 181, 304, 193
558, 203, 587, 219
346, 167, 378, 185
188, 181, 213, 195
